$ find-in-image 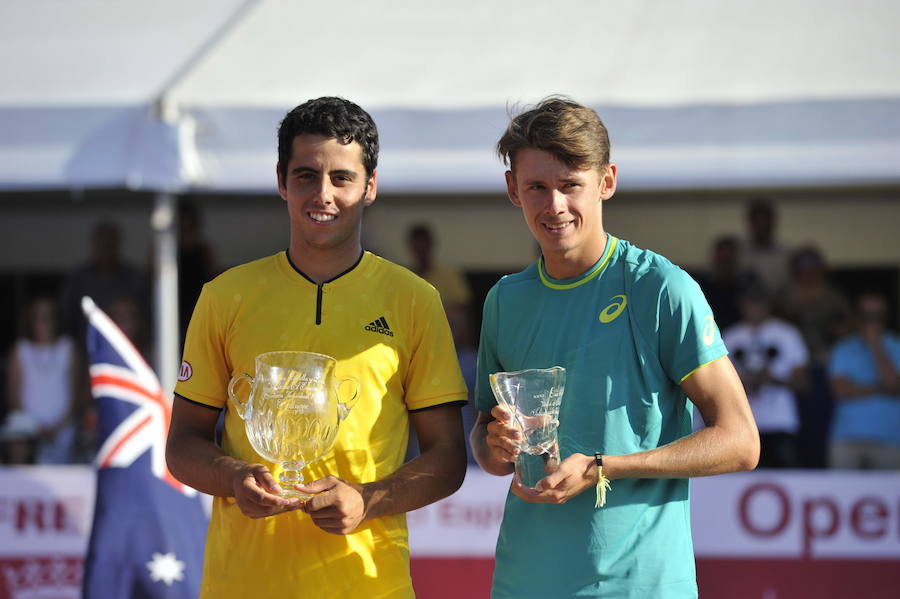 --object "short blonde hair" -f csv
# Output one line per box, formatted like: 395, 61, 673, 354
497, 96, 611, 173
